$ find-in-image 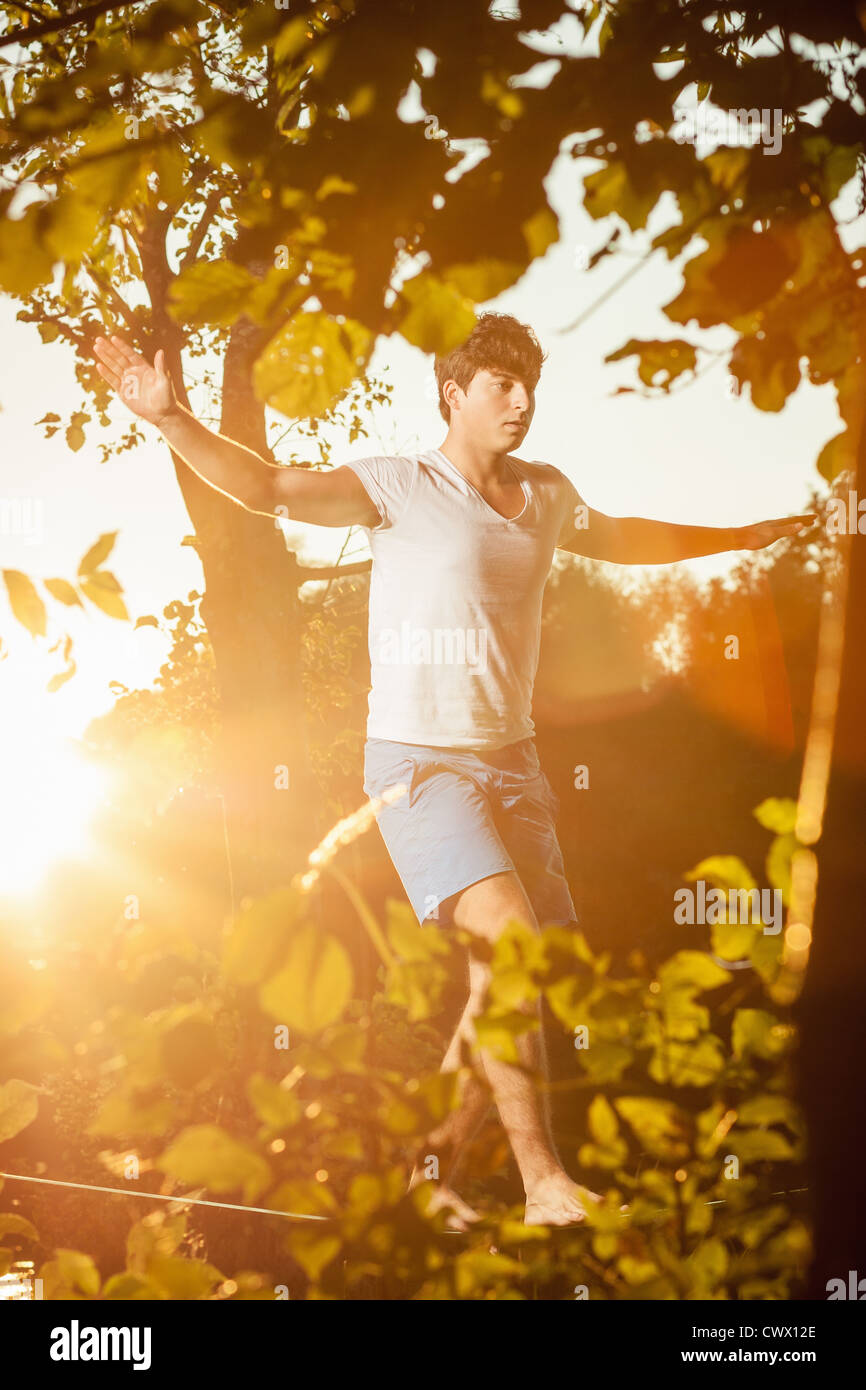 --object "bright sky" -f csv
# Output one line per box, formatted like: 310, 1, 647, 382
0, 13, 857, 752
